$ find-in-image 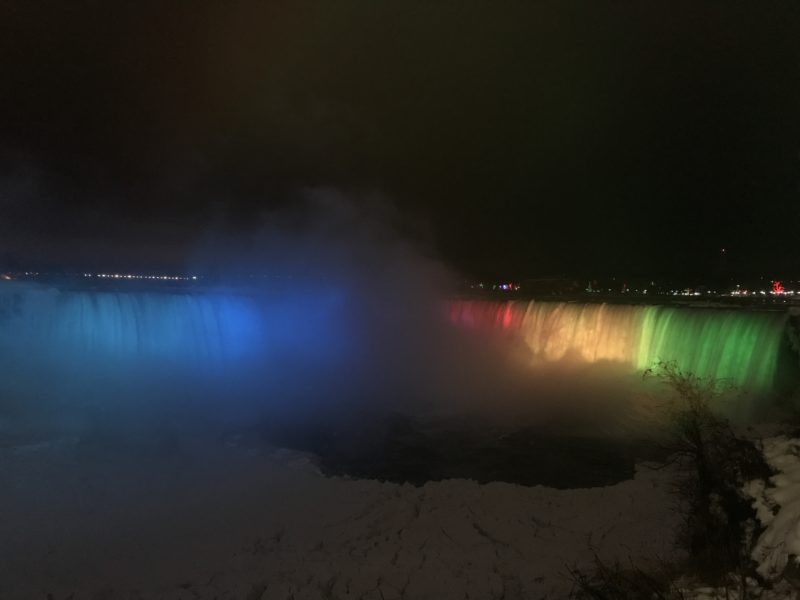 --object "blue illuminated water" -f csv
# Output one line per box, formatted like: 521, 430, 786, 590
2, 282, 797, 428
0, 282, 357, 422
0, 283, 263, 368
